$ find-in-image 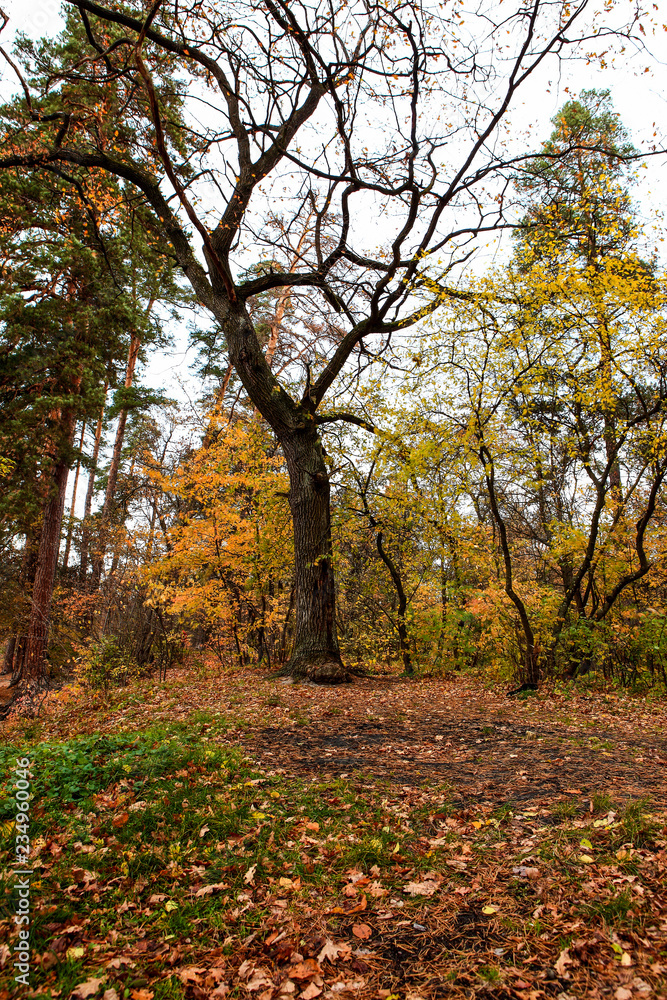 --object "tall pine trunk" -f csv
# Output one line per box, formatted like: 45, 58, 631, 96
91, 335, 140, 589
281, 426, 350, 682
3, 537, 38, 678
80, 393, 106, 583
10, 367, 81, 696
20, 459, 71, 685
62, 421, 86, 570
